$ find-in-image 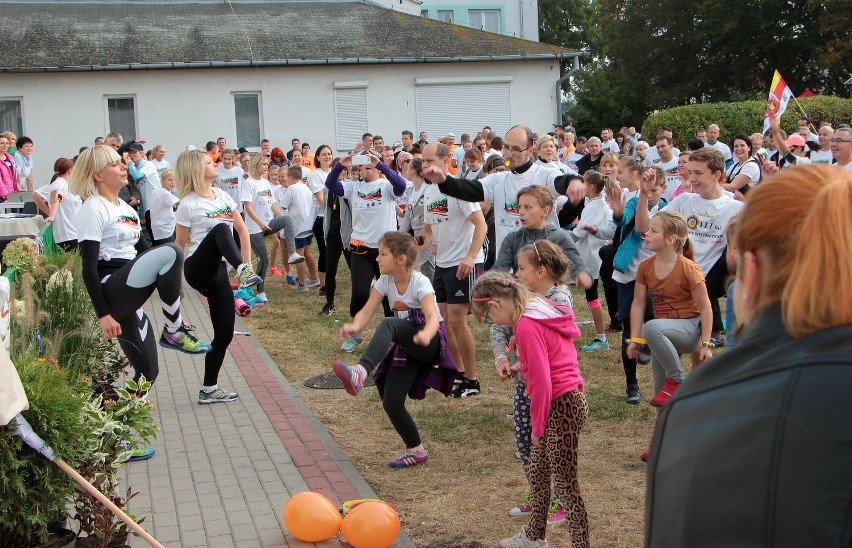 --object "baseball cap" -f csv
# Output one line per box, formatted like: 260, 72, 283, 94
446, 133, 456, 139
127, 143, 144, 152
786, 135, 806, 148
